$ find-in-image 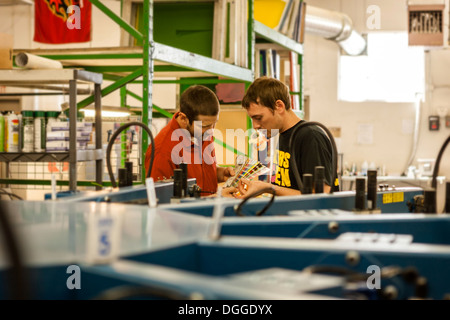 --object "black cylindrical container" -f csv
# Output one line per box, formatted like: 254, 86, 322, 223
125, 161, 133, 187
302, 173, 313, 194
118, 168, 128, 188
445, 182, 450, 213
424, 189, 436, 214
173, 169, 183, 198
314, 166, 325, 194
355, 178, 366, 211
179, 162, 188, 197
367, 170, 377, 210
